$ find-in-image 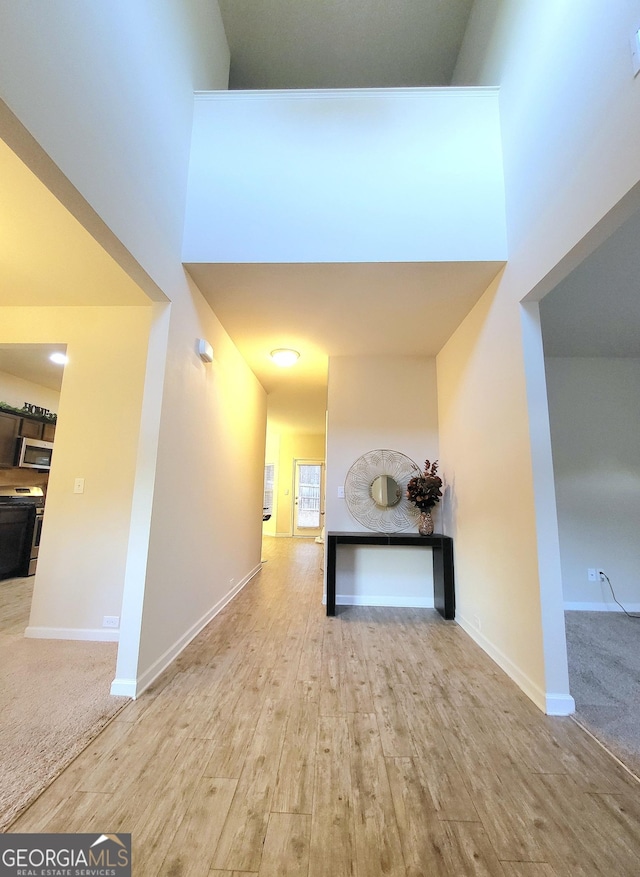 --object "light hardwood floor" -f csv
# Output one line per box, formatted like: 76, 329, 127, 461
8, 538, 640, 875
0, 575, 33, 636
